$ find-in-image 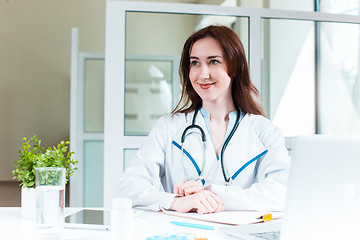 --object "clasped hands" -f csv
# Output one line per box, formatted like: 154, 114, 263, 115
169, 180, 224, 214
